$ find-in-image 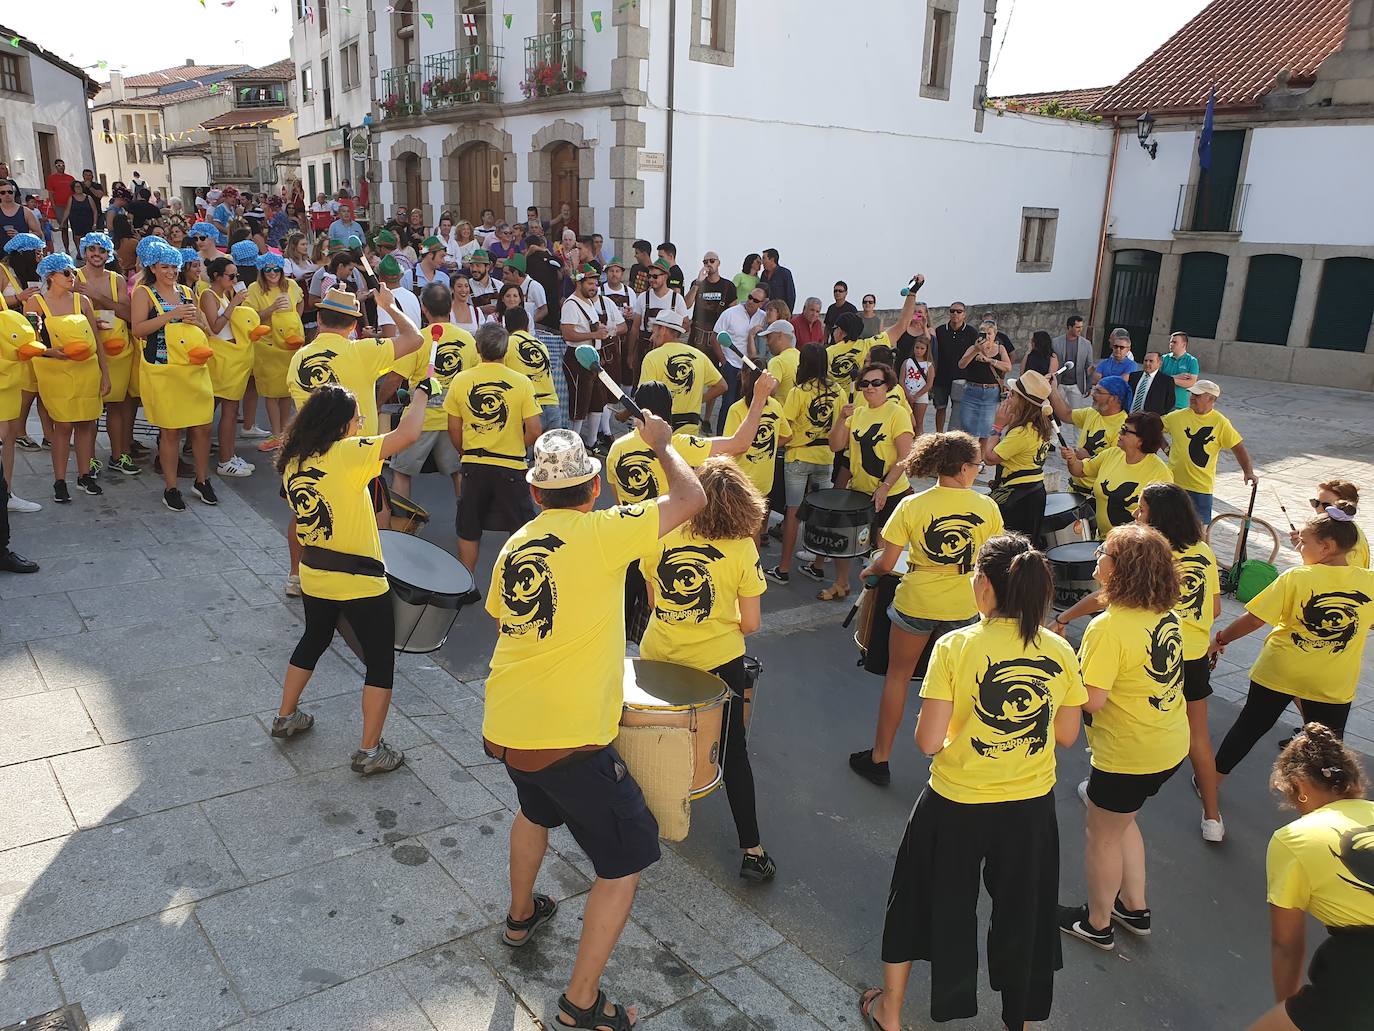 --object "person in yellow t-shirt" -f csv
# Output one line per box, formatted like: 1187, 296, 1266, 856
862, 534, 1085, 1031
1298, 480, 1369, 570
637, 308, 723, 432
723, 364, 791, 540
1062, 410, 1173, 535
985, 370, 1055, 540
758, 318, 799, 403
1059, 523, 1188, 952
484, 422, 706, 1029
1160, 380, 1256, 523
444, 322, 543, 574
1050, 375, 1129, 495
1212, 504, 1374, 791
271, 380, 430, 776
824, 275, 924, 396
1257, 726, 1374, 1031
820, 361, 915, 601
640, 458, 777, 882
501, 305, 560, 427
850, 431, 1005, 785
